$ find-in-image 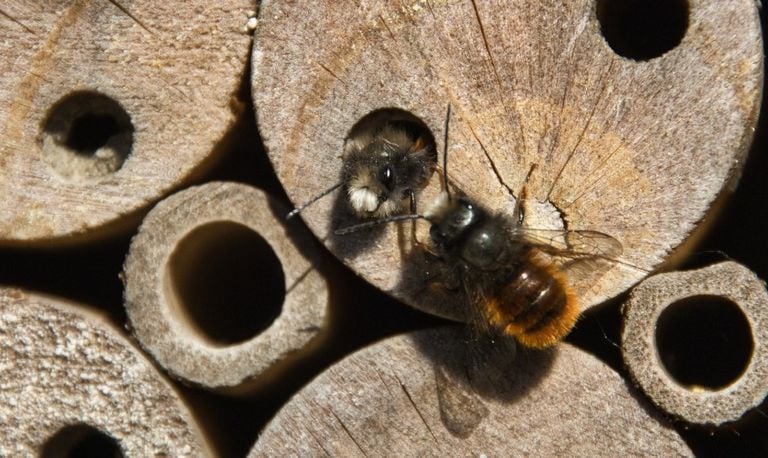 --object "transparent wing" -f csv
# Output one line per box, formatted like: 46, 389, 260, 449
511, 227, 627, 281
513, 228, 623, 260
